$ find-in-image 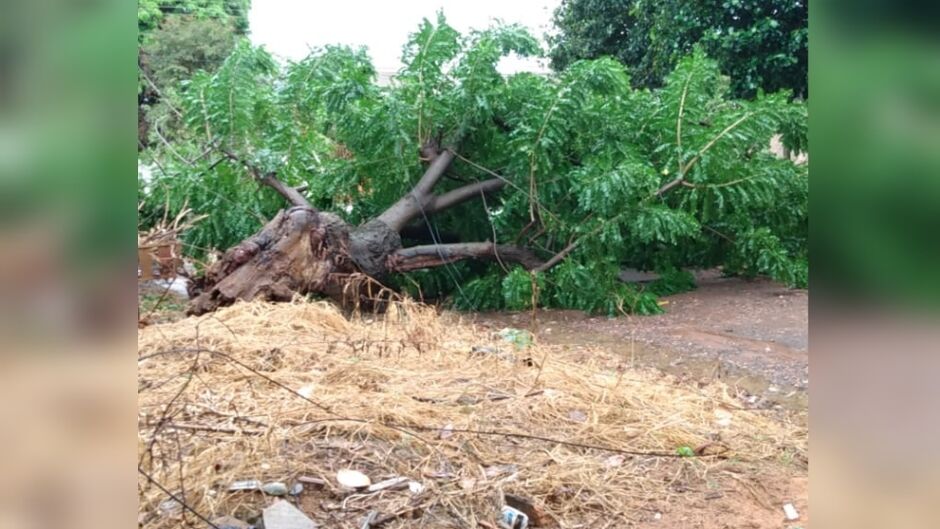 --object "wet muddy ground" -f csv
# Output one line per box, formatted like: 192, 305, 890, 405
467, 270, 808, 412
